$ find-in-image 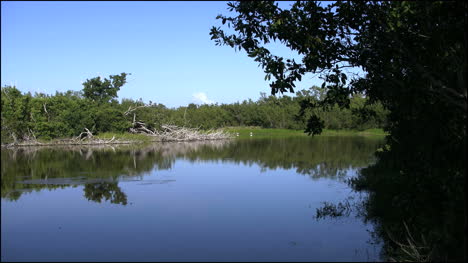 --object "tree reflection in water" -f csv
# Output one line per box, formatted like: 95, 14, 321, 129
314, 158, 465, 262
83, 182, 127, 205
2, 137, 383, 204
9, 137, 432, 260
